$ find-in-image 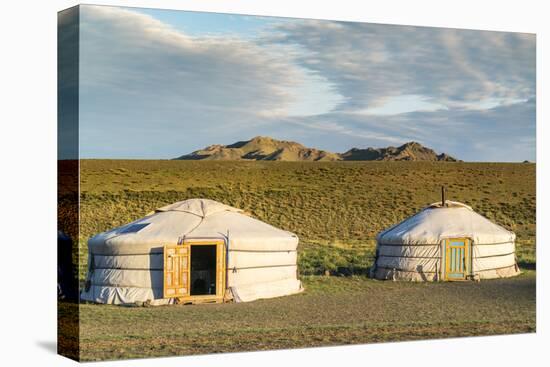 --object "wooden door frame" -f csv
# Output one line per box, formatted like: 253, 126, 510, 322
441, 237, 471, 281
163, 238, 226, 303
